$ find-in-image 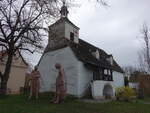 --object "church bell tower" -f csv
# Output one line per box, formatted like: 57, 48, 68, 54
46, 1, 80, 51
